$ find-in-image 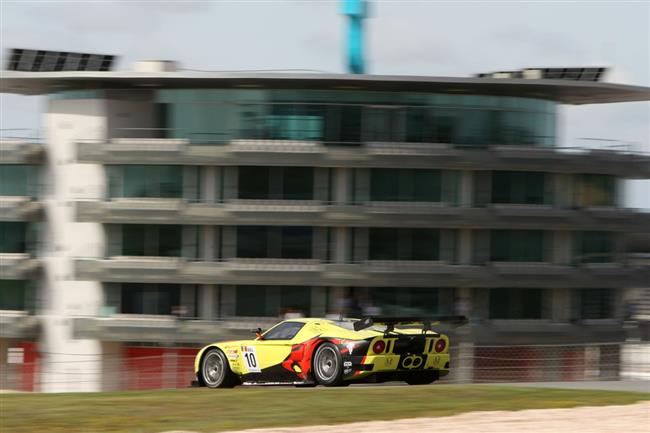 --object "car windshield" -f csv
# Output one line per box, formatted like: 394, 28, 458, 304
262, 322, 305, 340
